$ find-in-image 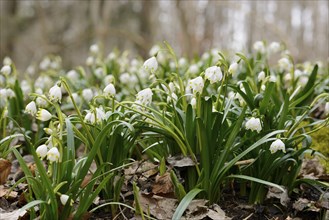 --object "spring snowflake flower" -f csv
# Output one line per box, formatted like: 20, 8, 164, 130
119, 73, 131, 84
103, 83, 116, 96
95, 107, 106, 123
190, 97, 197, 109
82, 89, 93, 102
268, 42, 281, 54
143, 57, 158, 73
49, 84, 62, 102
86, 56, 95, 66
67, 70, 80, 81
278, 57, 292, 72
228, 62, 238, 75
136, 88, 153, 106
205, 66, 222, 84
25, 101, 37, 115
189, 64, 199, 74
325, 102, 329, 116
188, 76, 204, 94
0, 65, 11, 75
269, 139, 286, 154
258, 71, 266, 82
36, 109, 52, 121
36, 96, 48, 108
253, 41, 266, 54
167, 93, 178, 103
47, 147, 60, 162
84, 111, 96, 124
90, 44, 99, 54
245, 117, 262, 133
36, 144, 48, 158
60, 194, 71, 206
149, 45, 161, 56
